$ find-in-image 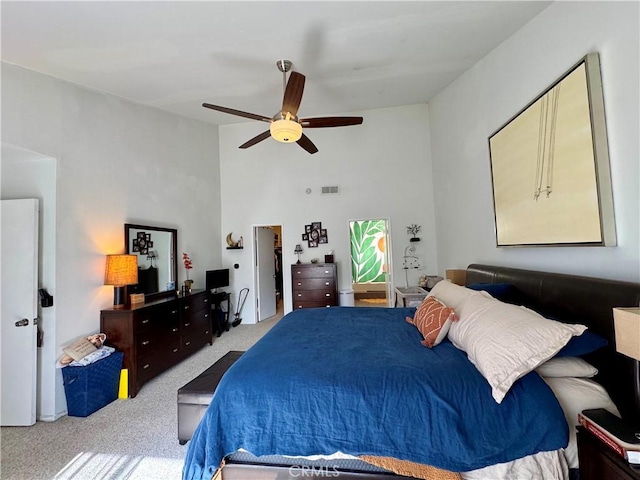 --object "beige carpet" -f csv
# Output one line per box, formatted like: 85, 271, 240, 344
0, 312, 282, 480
